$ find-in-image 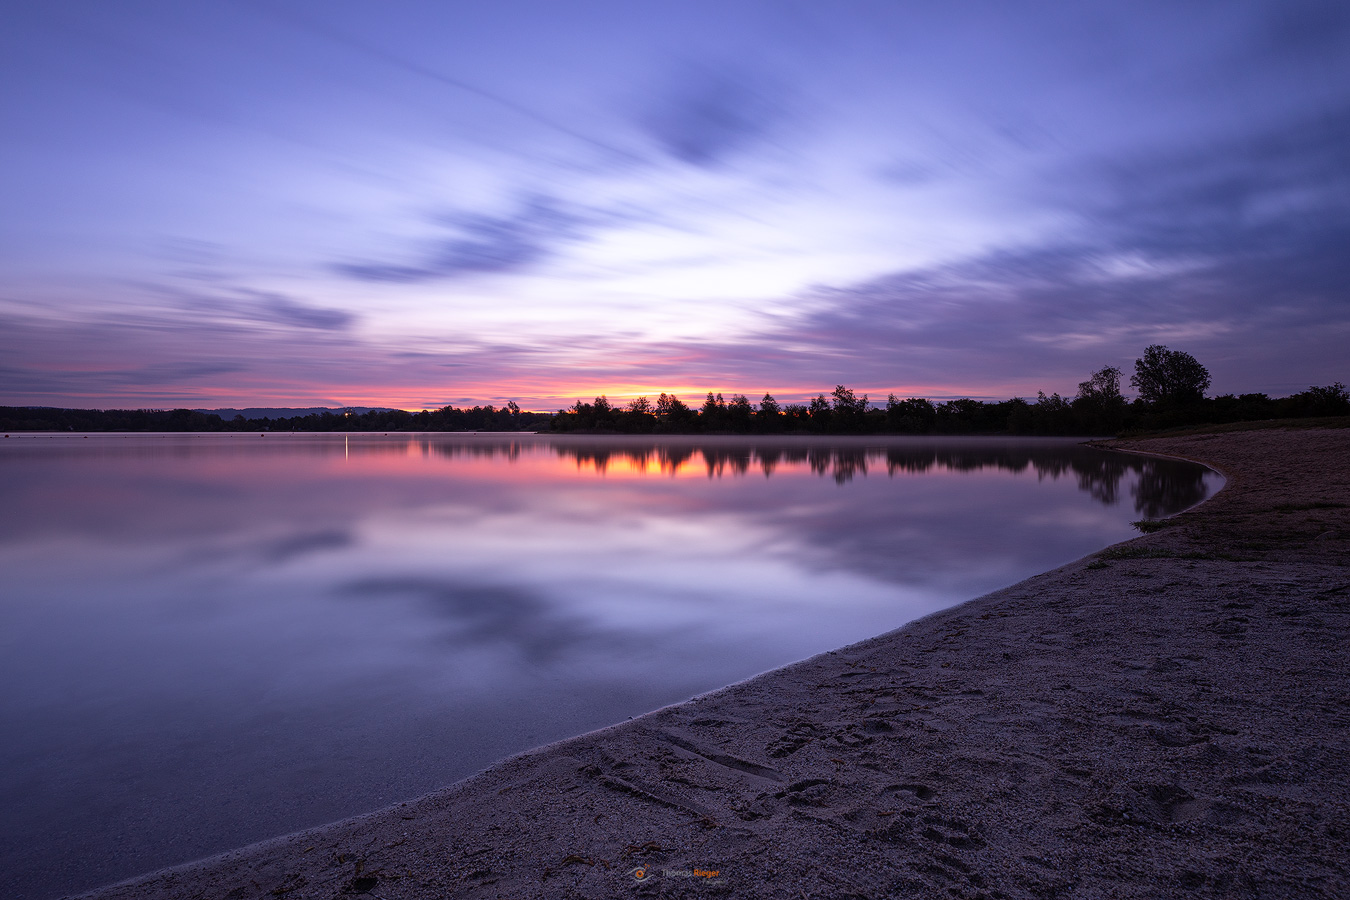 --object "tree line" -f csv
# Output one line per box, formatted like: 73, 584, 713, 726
551, 347, 1347, 435
3, 346, 1346, 435
0, 403, 552, 433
